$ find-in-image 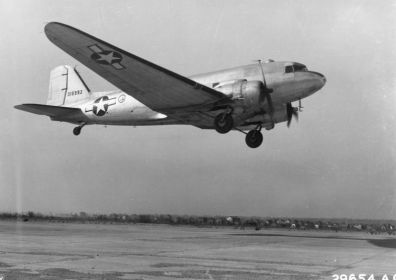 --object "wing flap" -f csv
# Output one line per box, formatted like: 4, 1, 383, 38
44, 22, 229, 113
